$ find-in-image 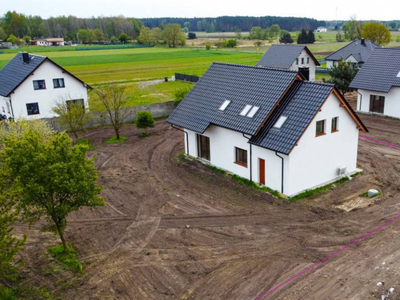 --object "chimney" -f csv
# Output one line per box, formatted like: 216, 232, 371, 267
361, 38, 365, 45
22, 52, 30, 63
